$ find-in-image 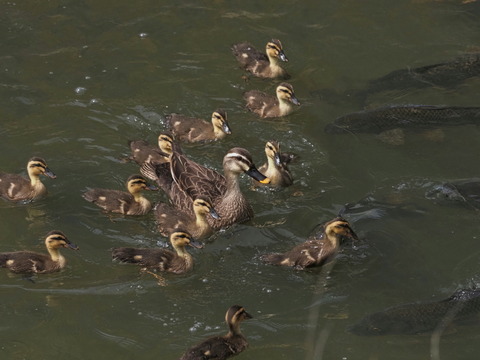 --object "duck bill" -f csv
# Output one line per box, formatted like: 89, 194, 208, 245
346, 227, 359, 241
290, 96, 300, 106
246, 166, 270, 184
223, 122, 232, 135
274, 153, 282, 166
44, 167, 57, 179
279, 51, 288, 62
189, 238, 204, 249
209, 207, 221, 220
244, 311, 253, 319
146, 184, 159, 191
66, 243, 80, 250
